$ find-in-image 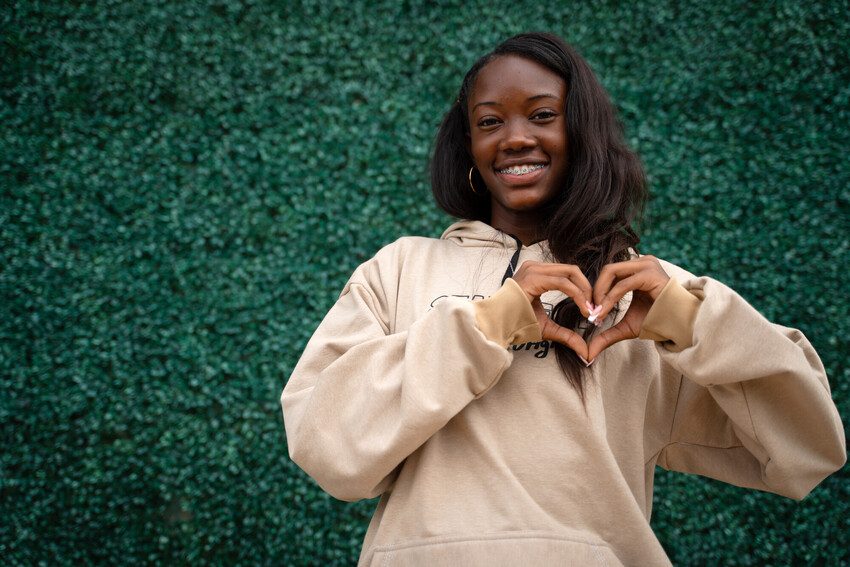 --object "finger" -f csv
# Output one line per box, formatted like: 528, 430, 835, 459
512, 260, 593, 317
593, 273, 647, 322
535, 275, 593, 317
593, 259, 648, 307
587, 323, 635, 361
541, 319, 589, 360
530, 264, 594, 314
